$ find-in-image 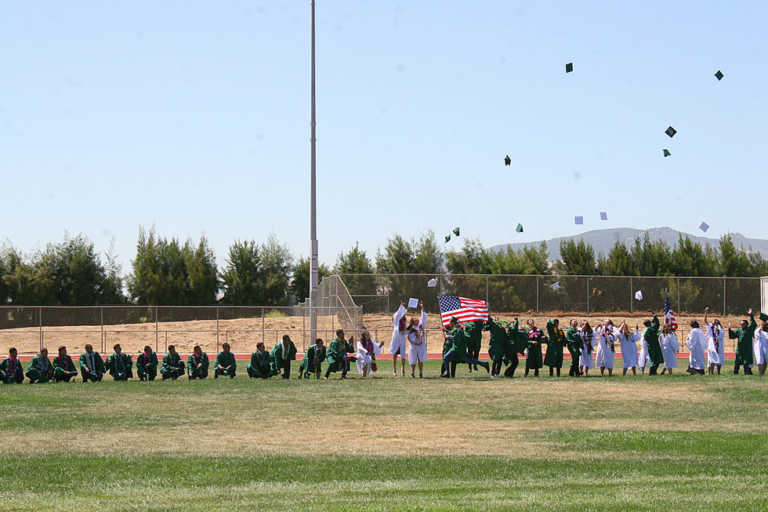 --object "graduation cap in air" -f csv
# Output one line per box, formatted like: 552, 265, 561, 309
551, 281, 561, 291
699, 222, 710, 233
574, 216, 584, 225
565, 62, 573, 73
665, 126, 677, 138
515, 223, 524, 233
427, 278, 438, 288
714, 70, 724, 81
453, 227, 460, 236
663, 149, 671, 157
634, 290, 643, 301
444, 234, 451, 243
504, 154, 511, 166
600, 212, 608, 221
